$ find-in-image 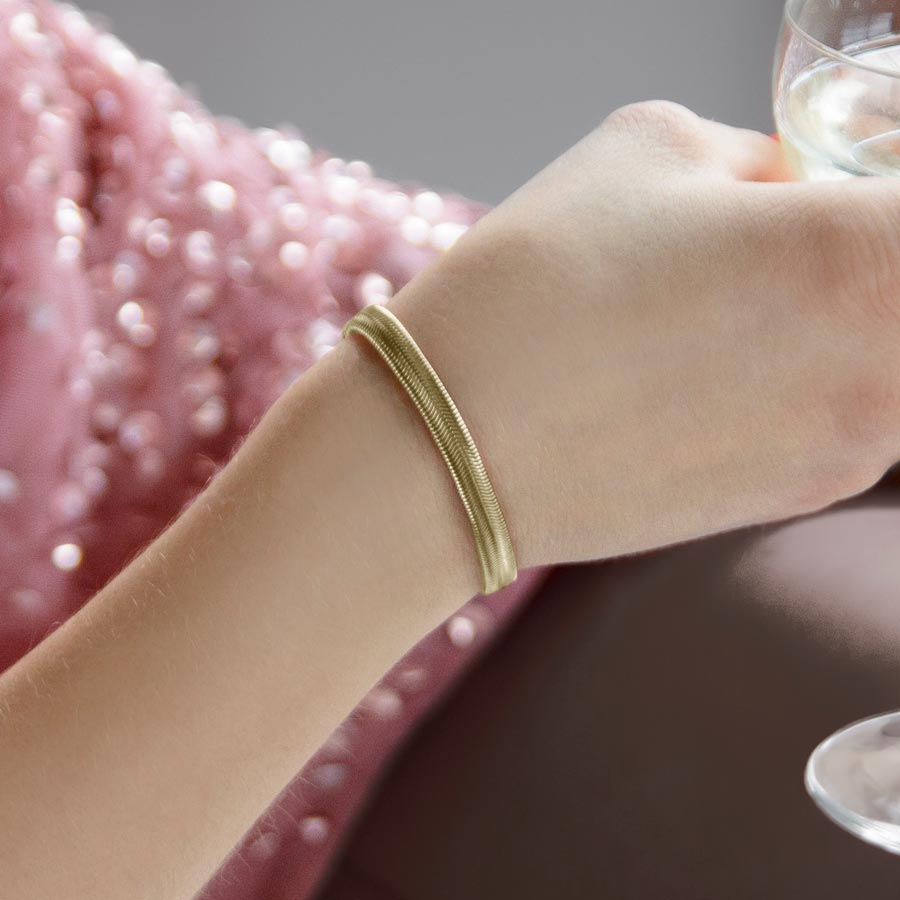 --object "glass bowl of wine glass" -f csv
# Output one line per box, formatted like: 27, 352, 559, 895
775, 0, 900, 180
